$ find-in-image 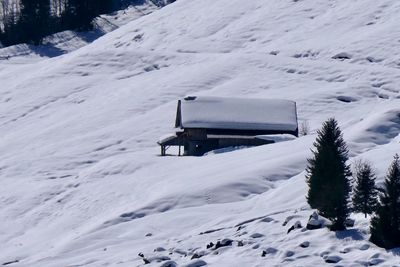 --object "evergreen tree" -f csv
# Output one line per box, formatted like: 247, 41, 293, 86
352, 161, 378, 218
19, 0, 51, 45
0, 7, 21, 46
370, 154, 400, 249
306, 118, 351, 231
1, 0, 115, 47
98, 0, 114, 14
63, 0, 94, 31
